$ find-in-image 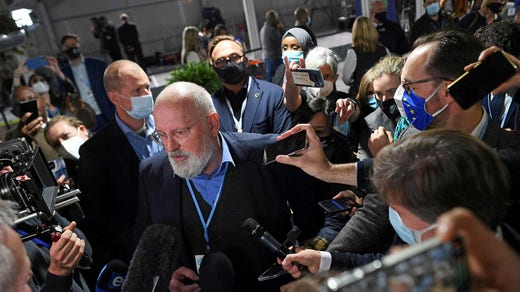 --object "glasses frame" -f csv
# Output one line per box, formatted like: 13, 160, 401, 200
401, 77, 448, 94
212, 53, 244, 68
151, 116, 208, 145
